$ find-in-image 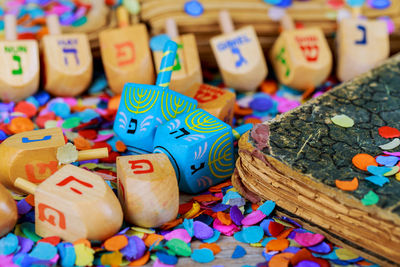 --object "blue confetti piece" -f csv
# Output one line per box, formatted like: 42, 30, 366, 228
120, 236, 146, 261
263, 0, 282, 4
367, 165, 391, 175
276, 0, 292, 7
150, 34, 171, 52
156, 251, 178, 265
17, 199, 32, 215
233, 230, 247, 243
296, 260, 320, 267
184, 0, 204, 16
222, 191, 242, 204
191, 248, 214, 263
368, 0, 391, 9
257, 200, 276, 216
183, 218, 194, 237
57, 242, 76, 267
194, 214, 214, 226
29, 242, 57, 260
261, 237, 276, 247
16, 236, 33, 254
308, 241, 332, 254
346, 0, 366, 7
0, 130, 7, 141
283, 246, 301, 254
48, 101, 71, 118
33, 91, 51, 106
78, 109, 100, 123
242, 226, 264, 243
89, 75, 108, 94
25, 96, 40, 108
0, 20, 4, 31
375, 155, 399, 166
202, 229, 221, 243
365, 175, 389, 187
0, 233, 19, 255
212, 203, 230, 212
232, 245, 246, 259
313, 249, 339, 260
262, 250, 278, 261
